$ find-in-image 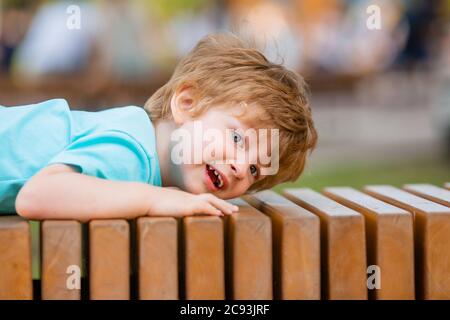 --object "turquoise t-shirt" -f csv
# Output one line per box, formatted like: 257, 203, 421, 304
0, 99, 162, 214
